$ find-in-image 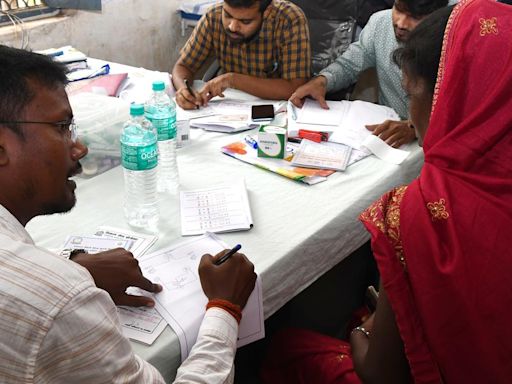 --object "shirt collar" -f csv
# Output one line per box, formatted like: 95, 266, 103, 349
0, 204, 34, 245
